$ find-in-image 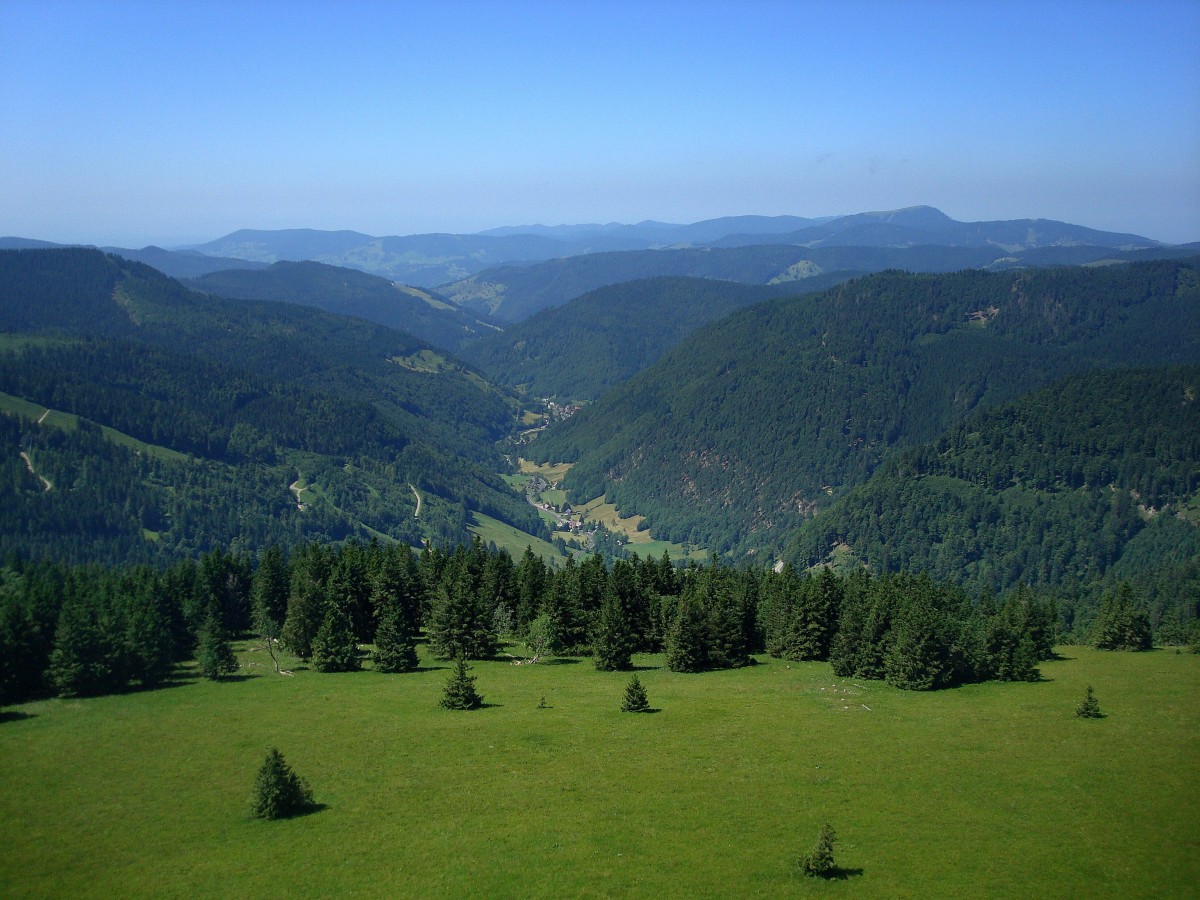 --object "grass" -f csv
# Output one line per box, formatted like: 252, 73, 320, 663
469, 511, 564, 563
0, 390, 190, 464
1, 646, 1195, 897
